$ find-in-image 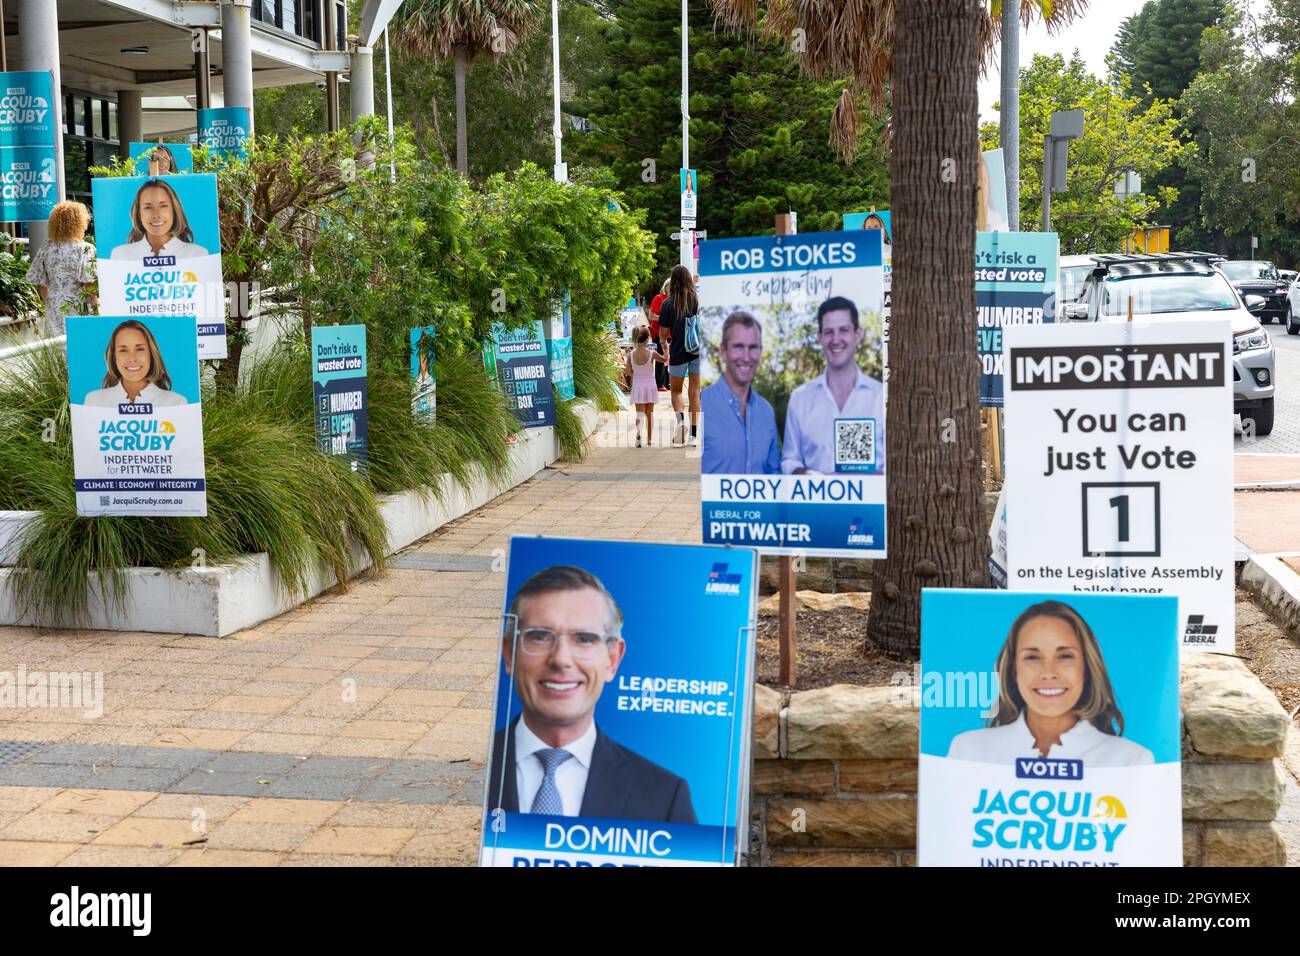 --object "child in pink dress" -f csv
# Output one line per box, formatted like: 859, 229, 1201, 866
625, 325, 667, 447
